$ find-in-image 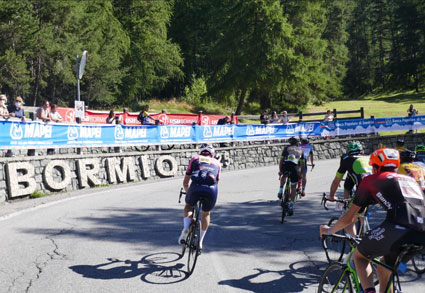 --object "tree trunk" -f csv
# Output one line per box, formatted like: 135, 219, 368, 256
235, 88, 247, 115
